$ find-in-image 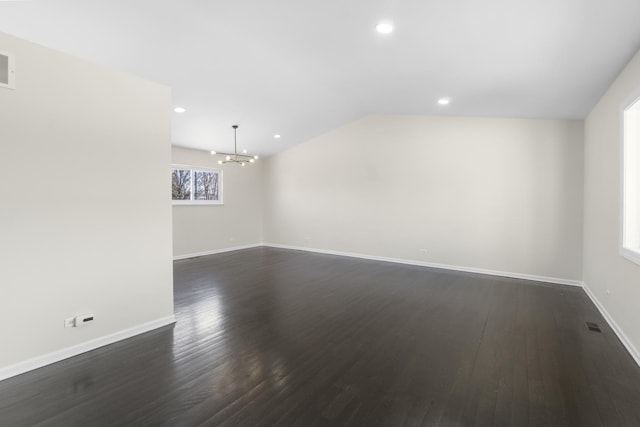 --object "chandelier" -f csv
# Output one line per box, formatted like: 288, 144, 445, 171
212, 125, 259, 166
